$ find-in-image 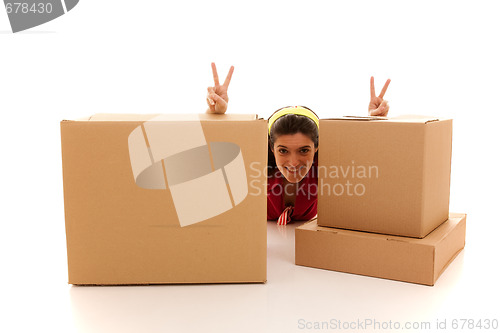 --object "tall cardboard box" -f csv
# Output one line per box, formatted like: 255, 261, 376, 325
61, 113, 268, 285
318, 116, 452, 238
295, 213, 466, 286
